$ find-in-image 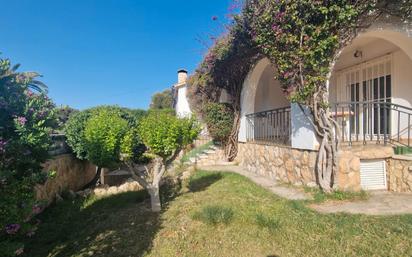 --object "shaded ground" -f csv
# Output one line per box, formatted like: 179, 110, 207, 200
25, 171, 412, 257
24, 191, 159, 257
